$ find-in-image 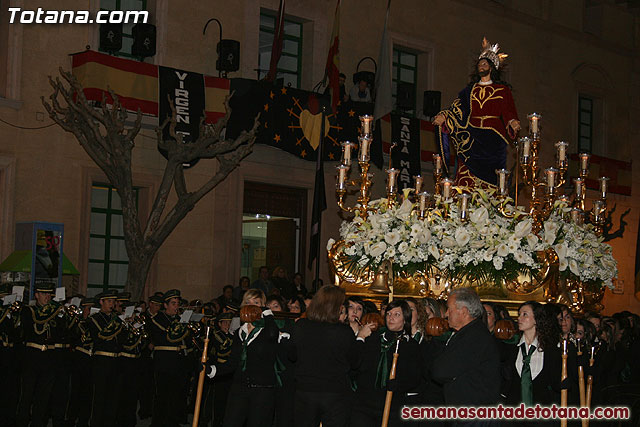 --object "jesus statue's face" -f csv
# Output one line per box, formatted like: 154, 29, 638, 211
477, 59, 491, 77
